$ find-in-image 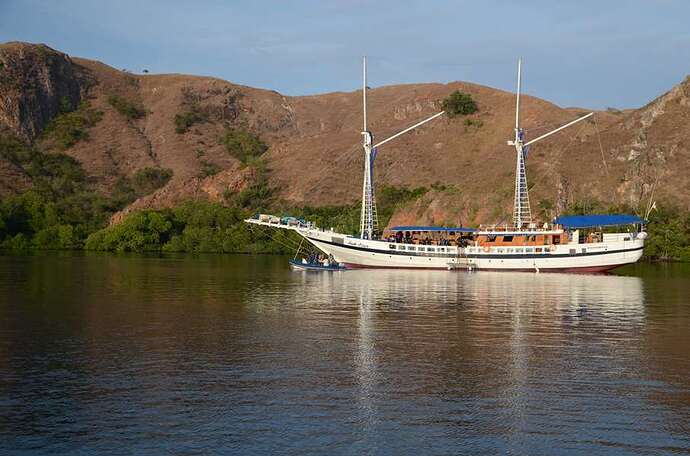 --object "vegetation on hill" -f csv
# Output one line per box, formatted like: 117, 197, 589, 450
41, 101, 103, 149
199, 160, 221, 177
174, 111, 207, 134
442, 91, 478, 117
131, 167, 173, 195
0, 134, 132, 249
107, 95, 146, 119
219, 129, 268, 164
